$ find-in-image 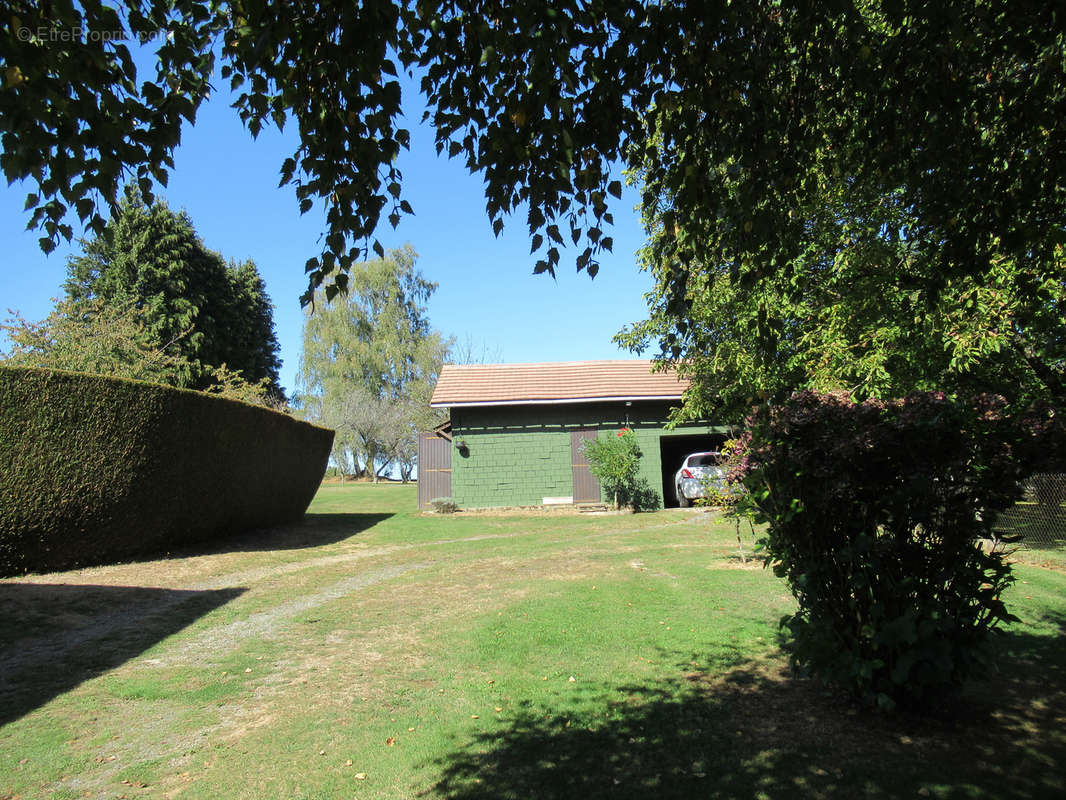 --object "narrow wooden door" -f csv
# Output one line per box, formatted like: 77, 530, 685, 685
570, 429, 601, 504
417, 431, 452, 508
